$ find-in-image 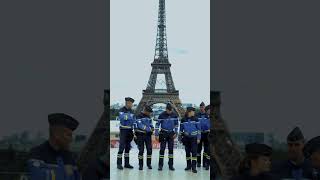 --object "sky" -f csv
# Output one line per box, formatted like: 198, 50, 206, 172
213, 0, 320, 141
110, 0, 210, 106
